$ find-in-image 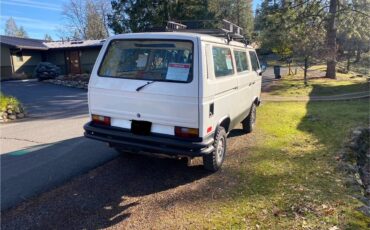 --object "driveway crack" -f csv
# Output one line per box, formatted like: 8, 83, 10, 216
0, 137, 44, 144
